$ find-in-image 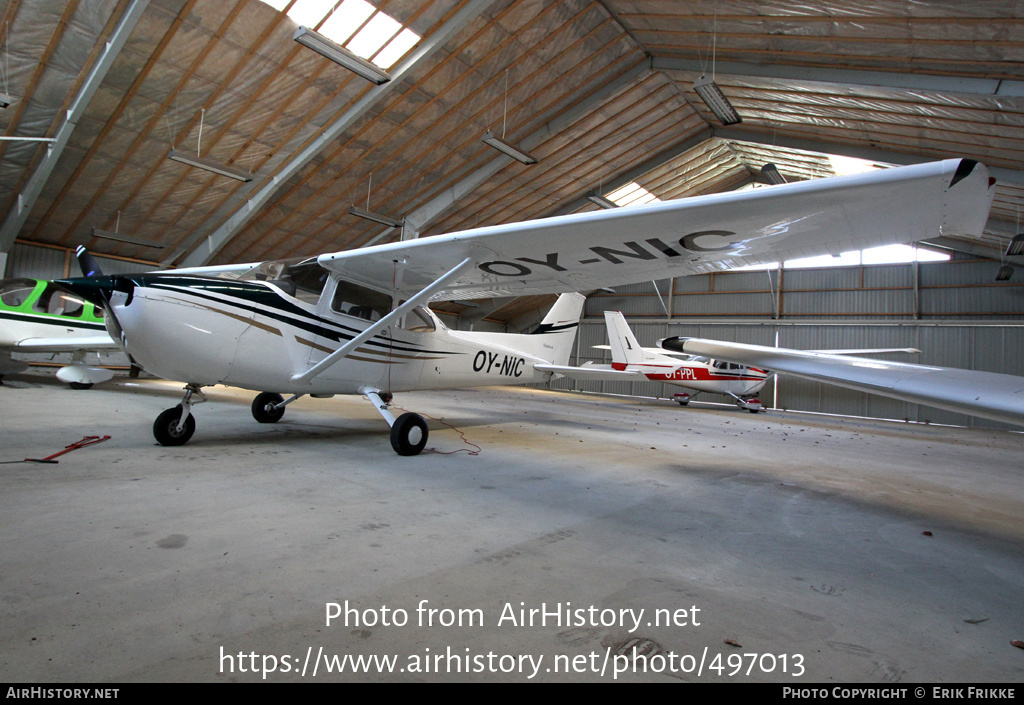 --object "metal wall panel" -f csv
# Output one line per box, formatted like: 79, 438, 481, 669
673, 292, 775, 317
712, 270, 776, 292
783, 289, 914, 317
862, 264, 913, 290
783, 267, 861, 291
5, 243, 154, 279
921, 286, 1024, 318
5, 244, 67, 279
